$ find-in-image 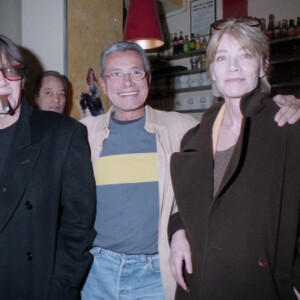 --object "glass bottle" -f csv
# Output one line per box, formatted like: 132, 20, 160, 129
190, 33, 196, 51
288, 19, 295, 37
280, 19, 288, 38
296, 17, 300, 36
201, 35, 208, 50
195, 34, 201, 50
274, 20, 281, 39
178, 31, 184, 53
183, 35, 190, 53
168, 33, 174, 55
173, 33, 179, 54
261, 18, 267, 35
267, 14, 275, 40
